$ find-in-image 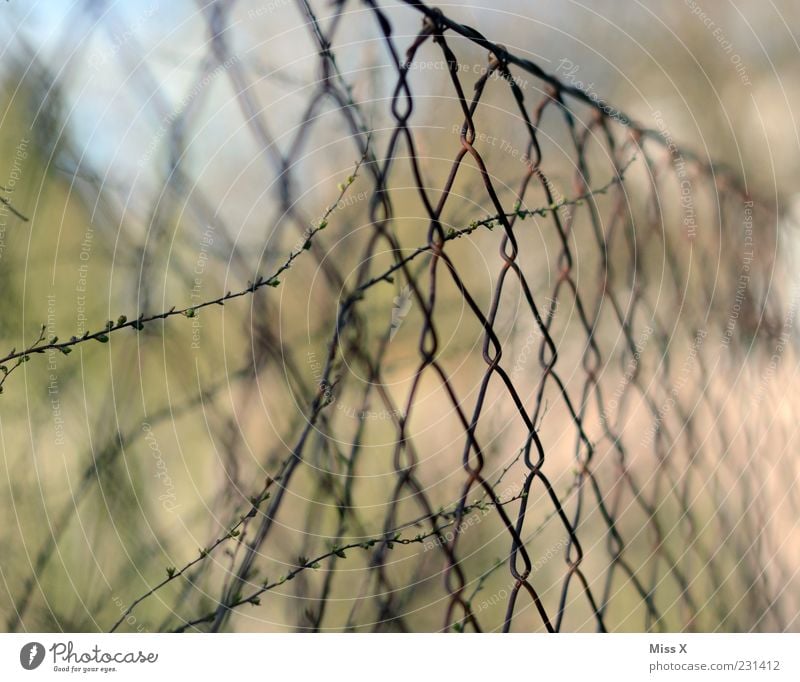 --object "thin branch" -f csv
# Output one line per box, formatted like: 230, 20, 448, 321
0, 149, 369, 394
0, 193, 29, 222
109, 477, 276, 632
170, 488, 529, 632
